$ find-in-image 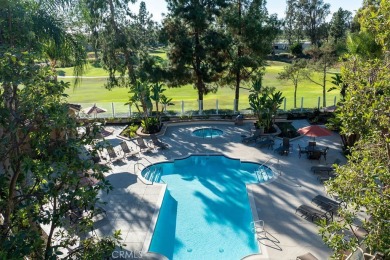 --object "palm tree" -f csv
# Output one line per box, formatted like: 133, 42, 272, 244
329, 73, 348, 101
